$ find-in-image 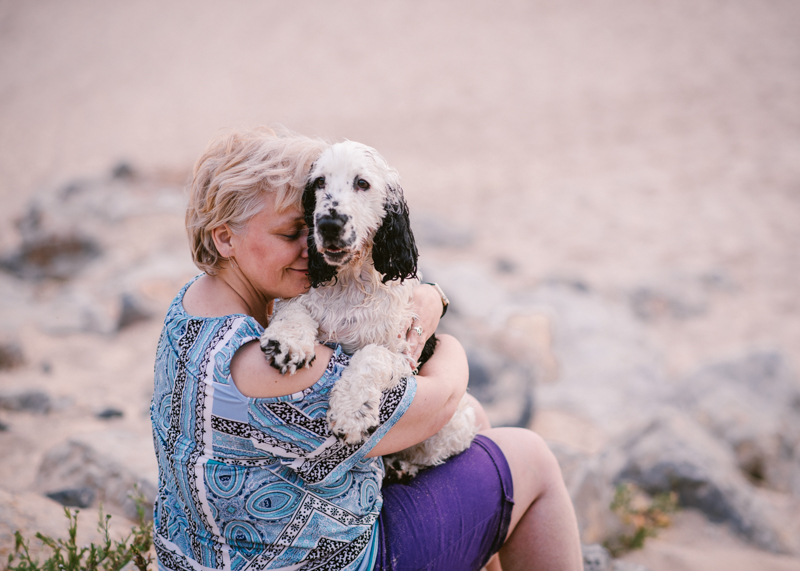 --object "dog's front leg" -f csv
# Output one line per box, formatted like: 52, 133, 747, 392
260, 299, 318, 375
328, 344, 410, 444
